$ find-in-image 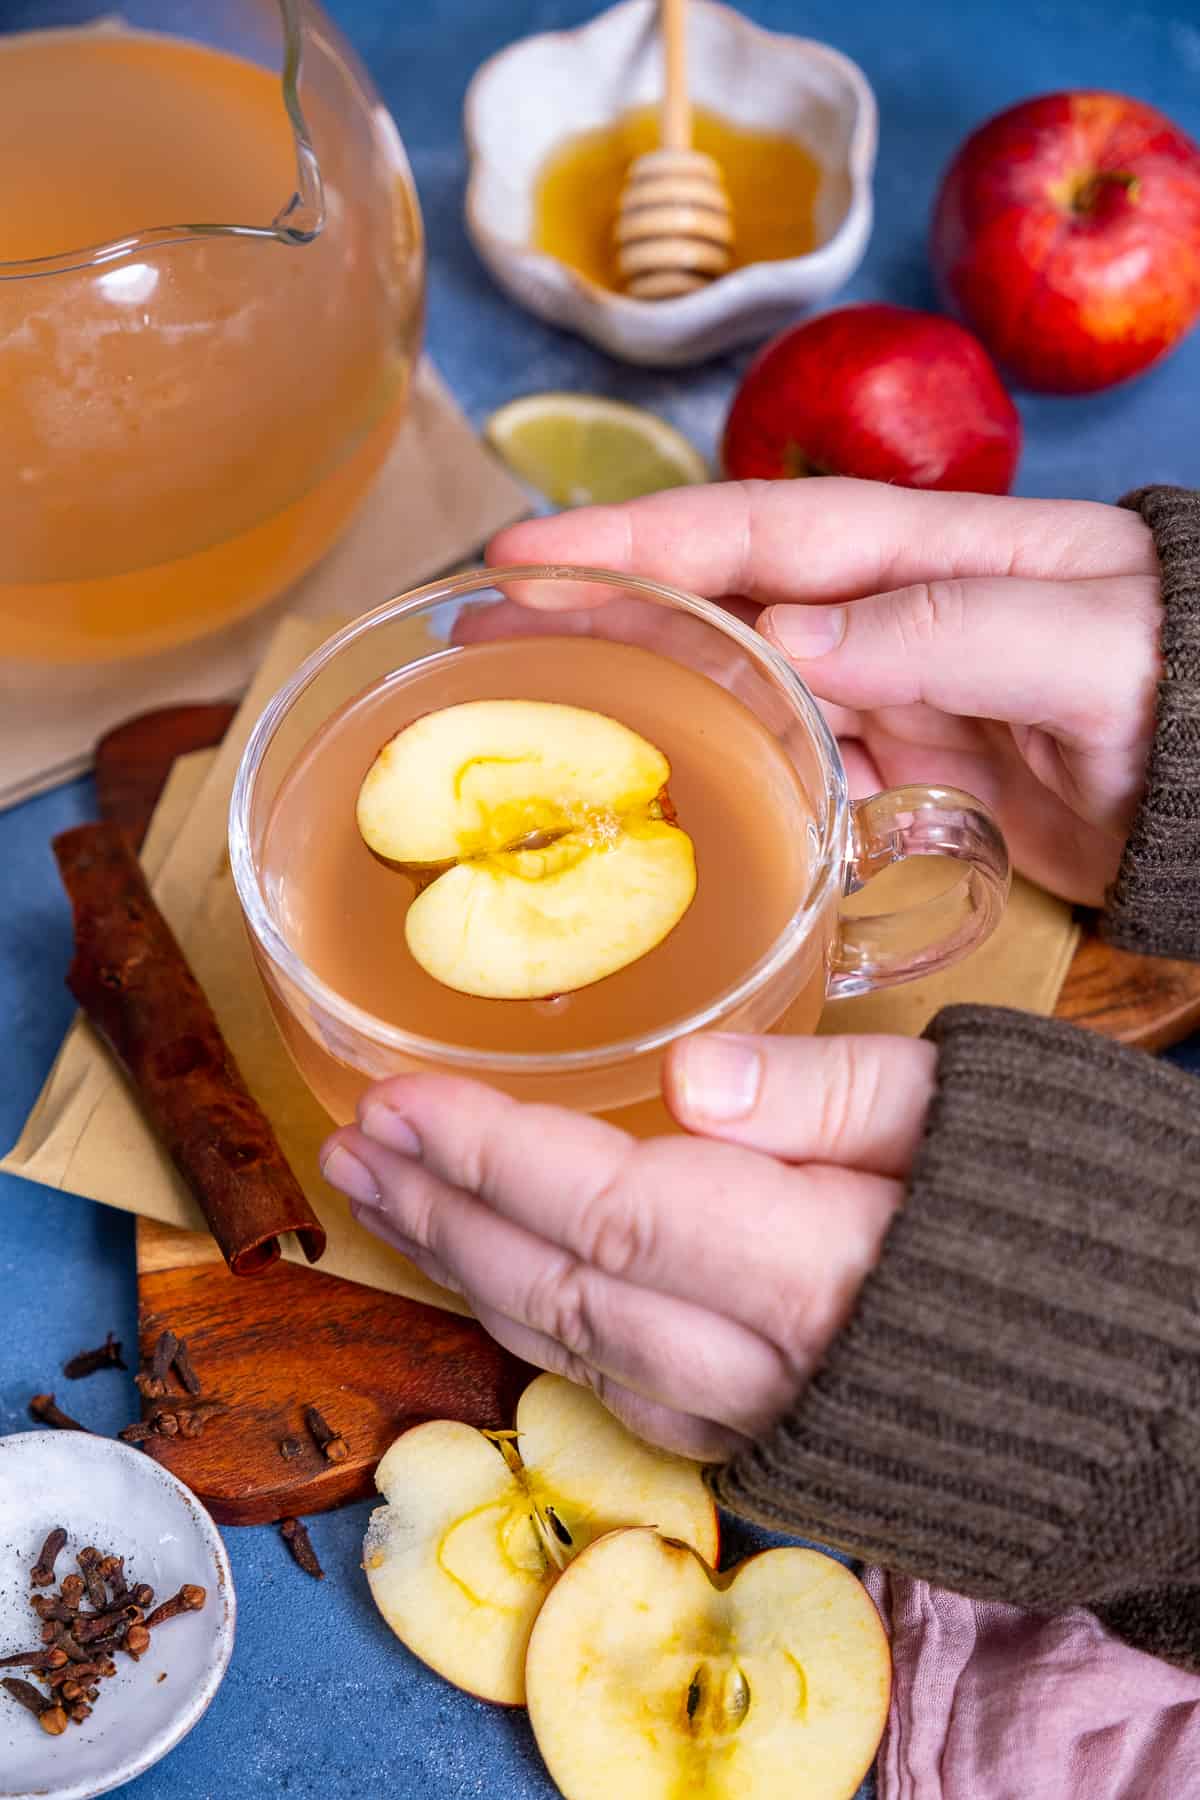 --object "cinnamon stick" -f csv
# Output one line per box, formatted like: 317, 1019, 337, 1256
94, 704, 238, 853
52, 823, 326, 1276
